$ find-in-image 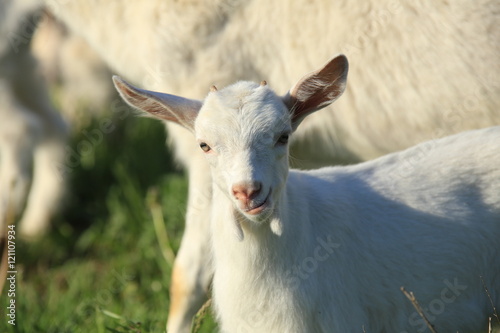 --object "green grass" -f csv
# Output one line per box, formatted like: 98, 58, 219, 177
0, 107, 217, 332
